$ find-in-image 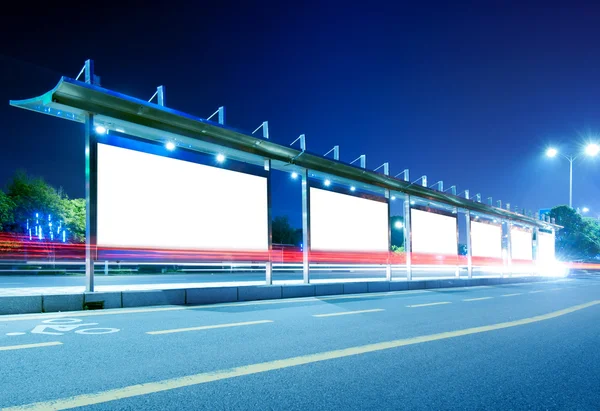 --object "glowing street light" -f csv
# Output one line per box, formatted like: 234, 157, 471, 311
582, 207, 590, 213
165, 141, 176, 151
291, 172, 298, 179
216, 153, 225, 163
95, 125, 107, 134
394, 221, 404, 229
350, 186, 356, 191
324, 179, 331, 187
544, 143, 599, 207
